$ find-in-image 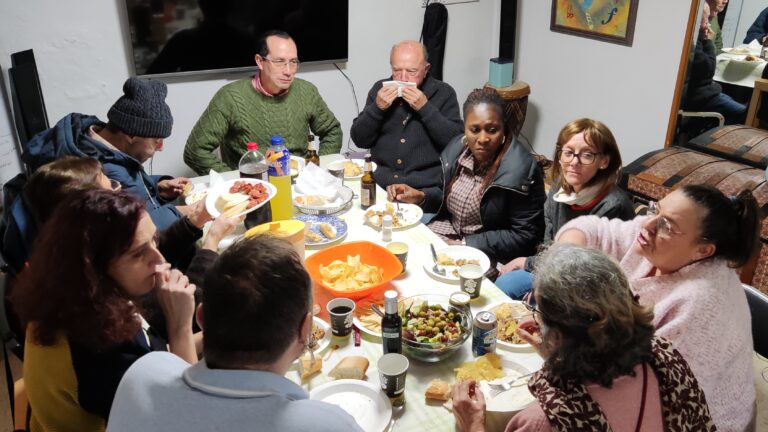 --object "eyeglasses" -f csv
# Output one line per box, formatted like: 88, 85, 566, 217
262, 57, 300, 69
109, 179, 122, 192
558, 149, 601, 165
646, 201, 684, 237
522, 294, 541, 326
